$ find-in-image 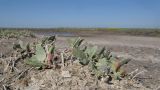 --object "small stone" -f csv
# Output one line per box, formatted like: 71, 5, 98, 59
61, 71, 71, 78
73, 60, 79, 64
